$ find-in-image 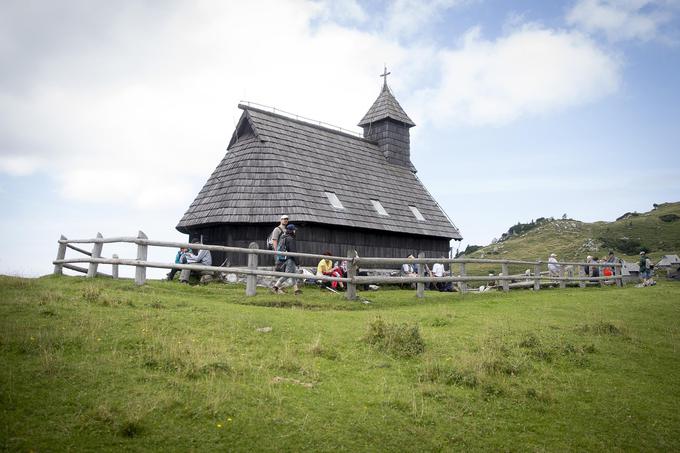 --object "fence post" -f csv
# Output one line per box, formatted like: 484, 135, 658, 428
615, 263, 623, 287
135, 231, 148, 286
534, 262, 541, 291
447, 261, 454, 295
559, 264, 566, 289
87, 233, 103, 278
54, 235, 67, 275
112, 254, 119, 279
459, 262, 467, 293
345, 250, 357, 301
246, 242, 258, 296
501, 263, 509, 292
416, 252, 425, 298
578, 264, 585, 288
